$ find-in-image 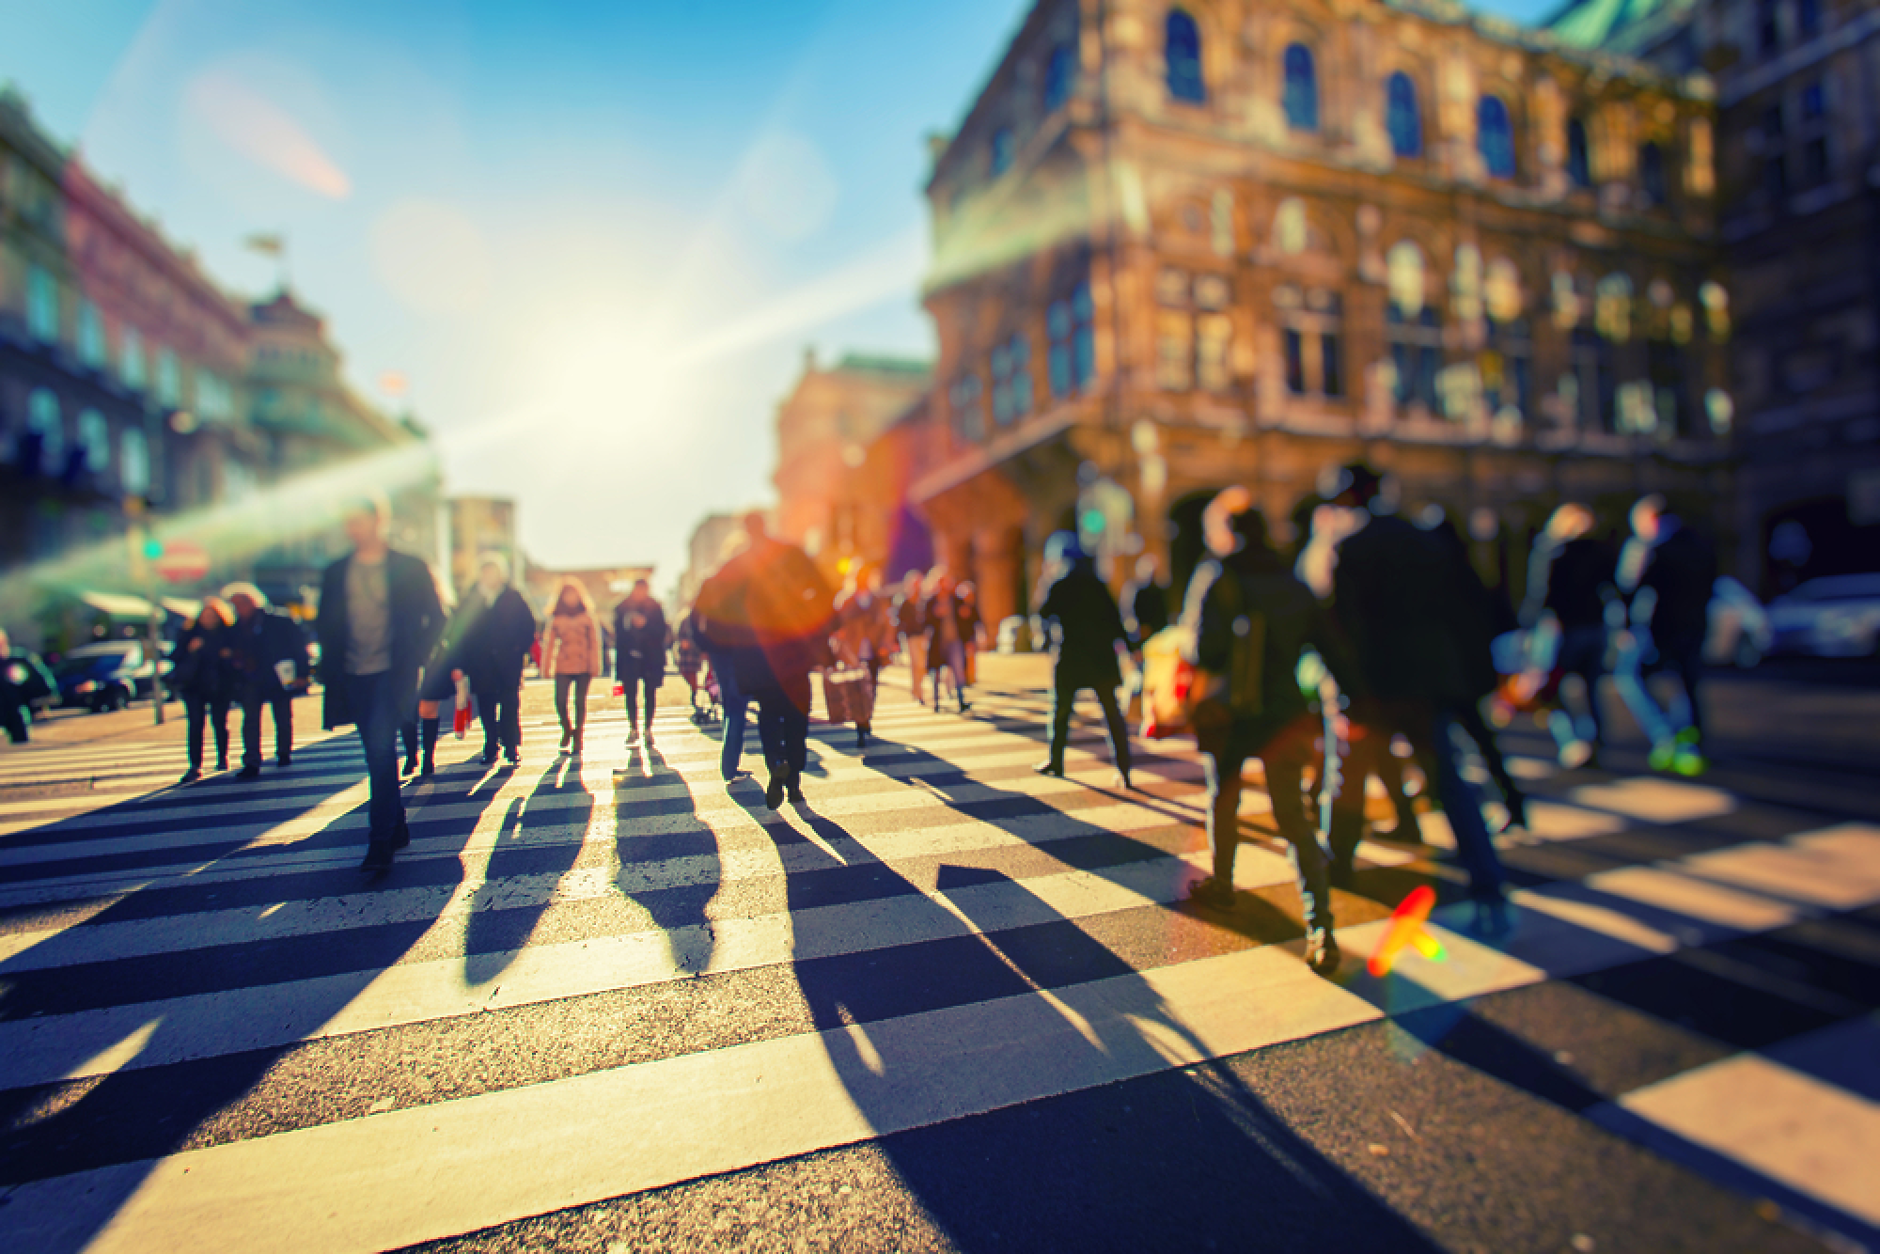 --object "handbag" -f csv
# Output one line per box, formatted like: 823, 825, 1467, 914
1140, 626, 1228, 739
822, 667, 876, 726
